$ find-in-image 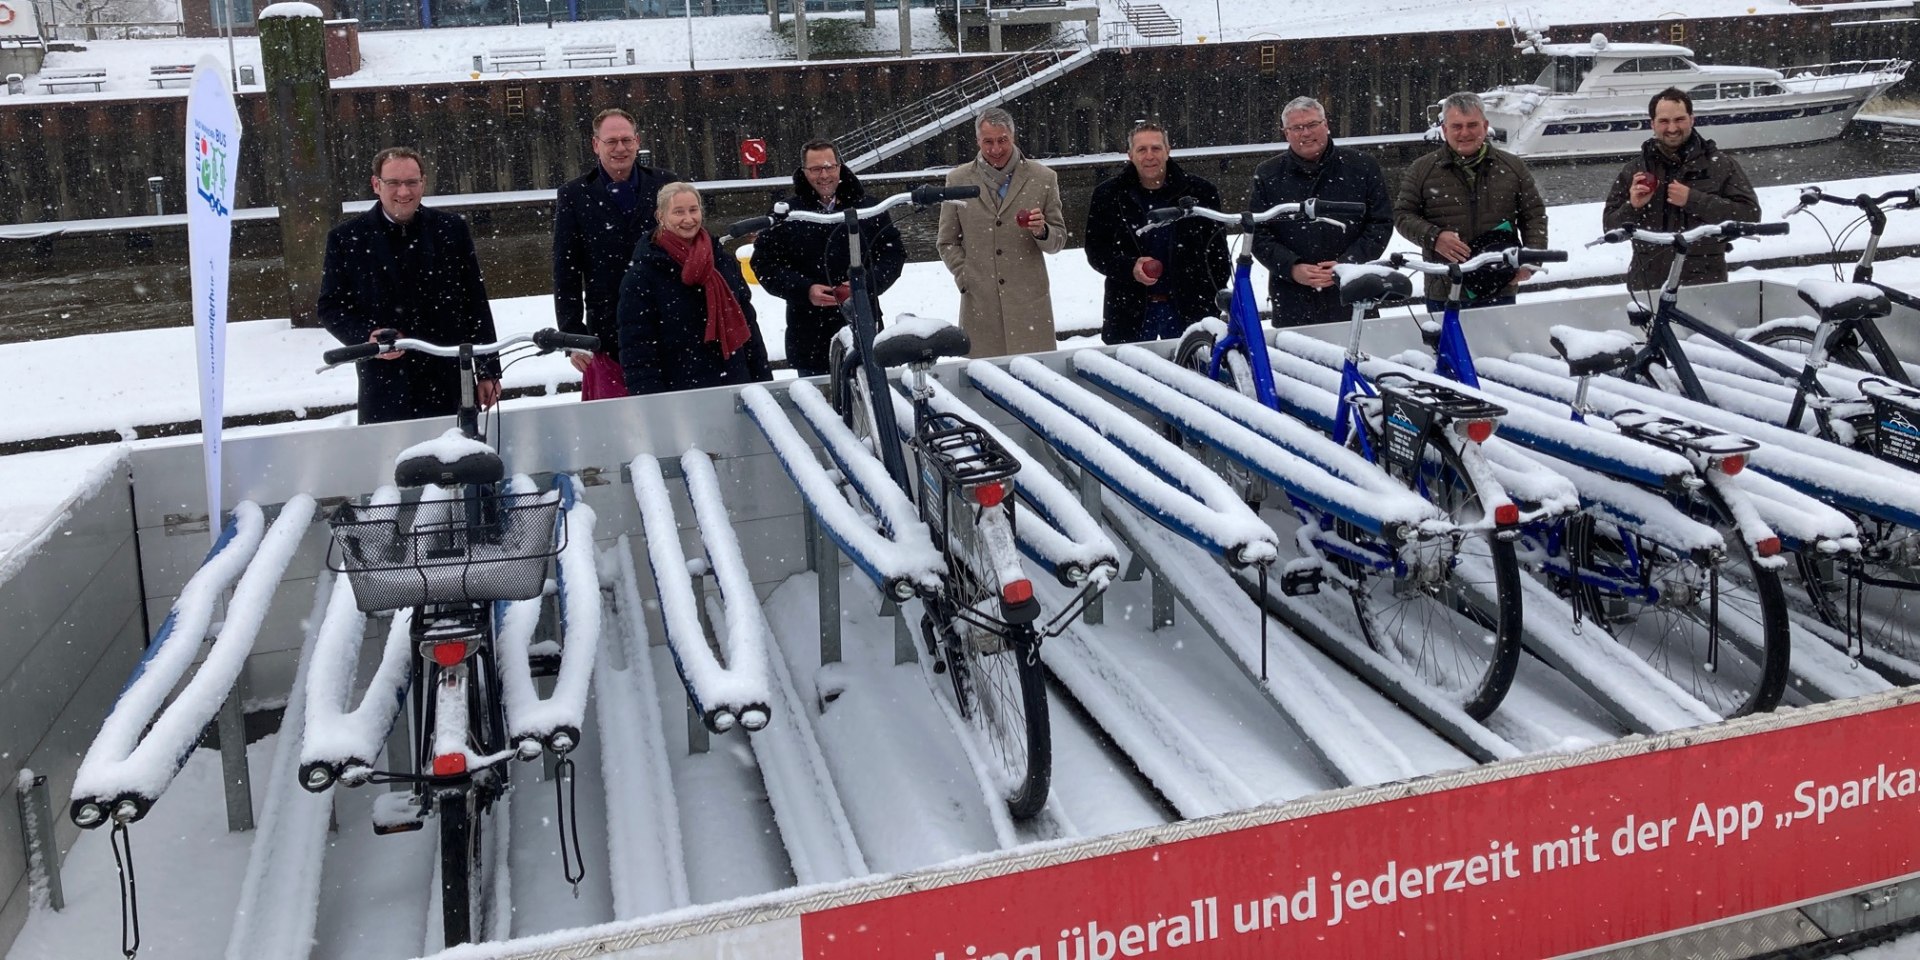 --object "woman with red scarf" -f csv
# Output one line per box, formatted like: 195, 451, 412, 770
617, 182, 772, 395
